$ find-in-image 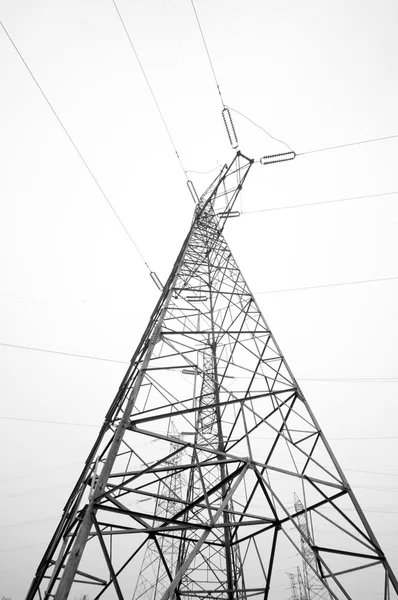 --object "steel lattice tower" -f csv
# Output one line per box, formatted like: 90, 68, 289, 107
288, 495, 332, 600
133, 422, 185, 600
26, 152, 398, 600
287, 572, 301, 600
